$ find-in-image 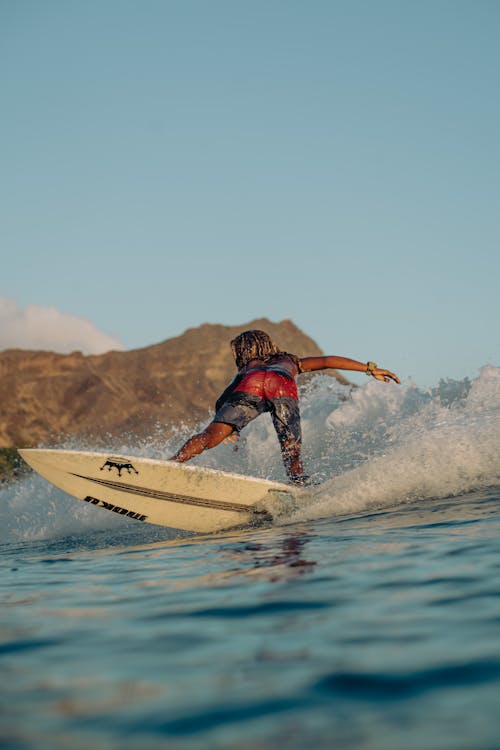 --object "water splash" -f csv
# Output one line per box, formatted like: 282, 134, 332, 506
292, 365, 500, 521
